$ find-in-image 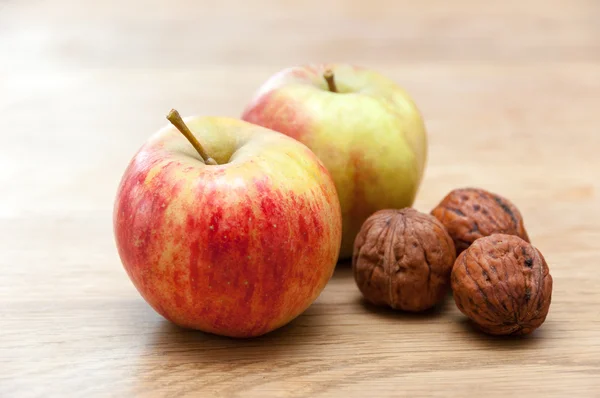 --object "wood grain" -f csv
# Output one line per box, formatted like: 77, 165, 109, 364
1, 0, 599, 396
